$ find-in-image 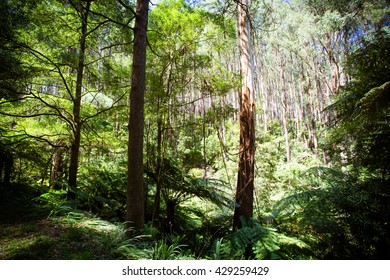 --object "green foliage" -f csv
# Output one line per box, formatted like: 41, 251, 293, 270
274, 167, 390, 259
151, 237, 187, 260
326, 26, 390, 176
115, 237, 151, 260
277, 26, 390, 259
0, 0, 29, 99
146, 157, 232, 233
214, 217, 309, 260
253, 124, 322, 214
1, 186, 137, 259
1, 0, 389, 261
75, 157, 127, 219
35, 189, 68, 208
